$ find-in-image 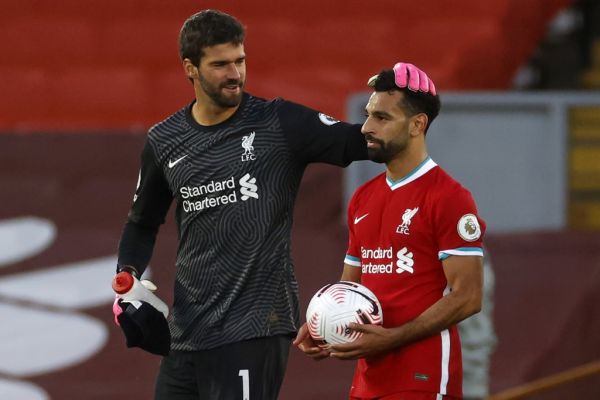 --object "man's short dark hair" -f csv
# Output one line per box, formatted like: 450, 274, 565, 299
179, 9, 245, 66
372, 70, 441, 133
